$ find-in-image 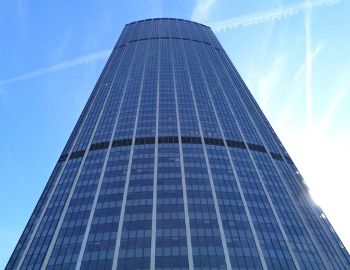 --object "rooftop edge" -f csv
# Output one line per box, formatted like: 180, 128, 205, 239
125, 18, 210, 29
